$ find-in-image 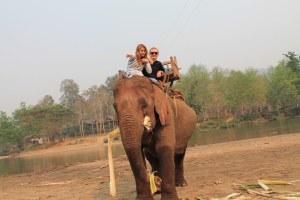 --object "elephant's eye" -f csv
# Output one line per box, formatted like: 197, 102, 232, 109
141, 102, 147, 109
142, 103, 147, 109
139, 98, 147, 109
